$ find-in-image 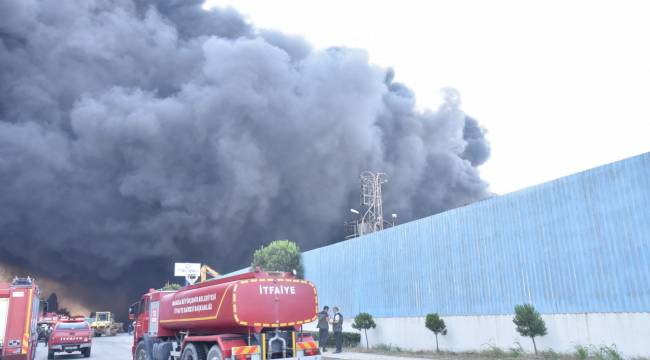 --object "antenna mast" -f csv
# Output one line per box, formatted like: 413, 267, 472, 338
346, 171, 393, 238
